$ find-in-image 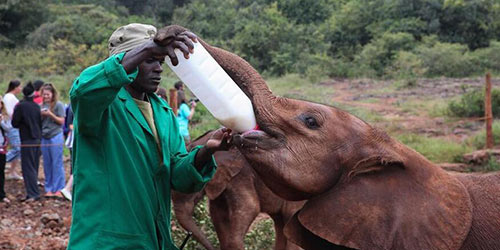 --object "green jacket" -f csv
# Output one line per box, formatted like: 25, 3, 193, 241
68, 53, 217, 250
